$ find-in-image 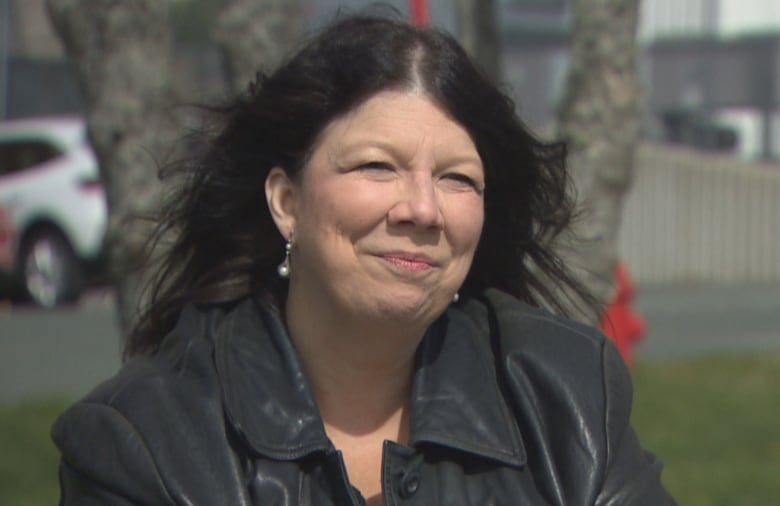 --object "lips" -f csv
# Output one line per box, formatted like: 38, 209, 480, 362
377, 251, 438, 272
